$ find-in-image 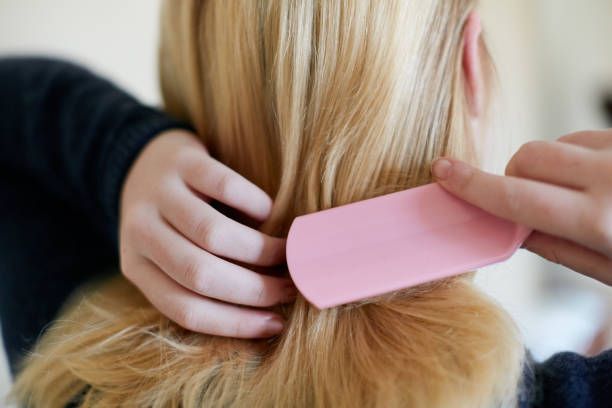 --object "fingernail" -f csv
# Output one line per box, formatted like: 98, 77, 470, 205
264, 316, 284, 335
432, 158, 452, 180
